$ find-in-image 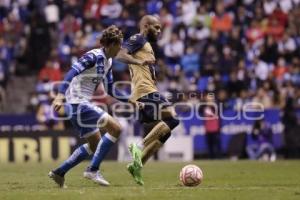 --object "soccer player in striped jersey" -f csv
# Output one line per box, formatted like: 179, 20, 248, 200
48, 25, 138, 187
